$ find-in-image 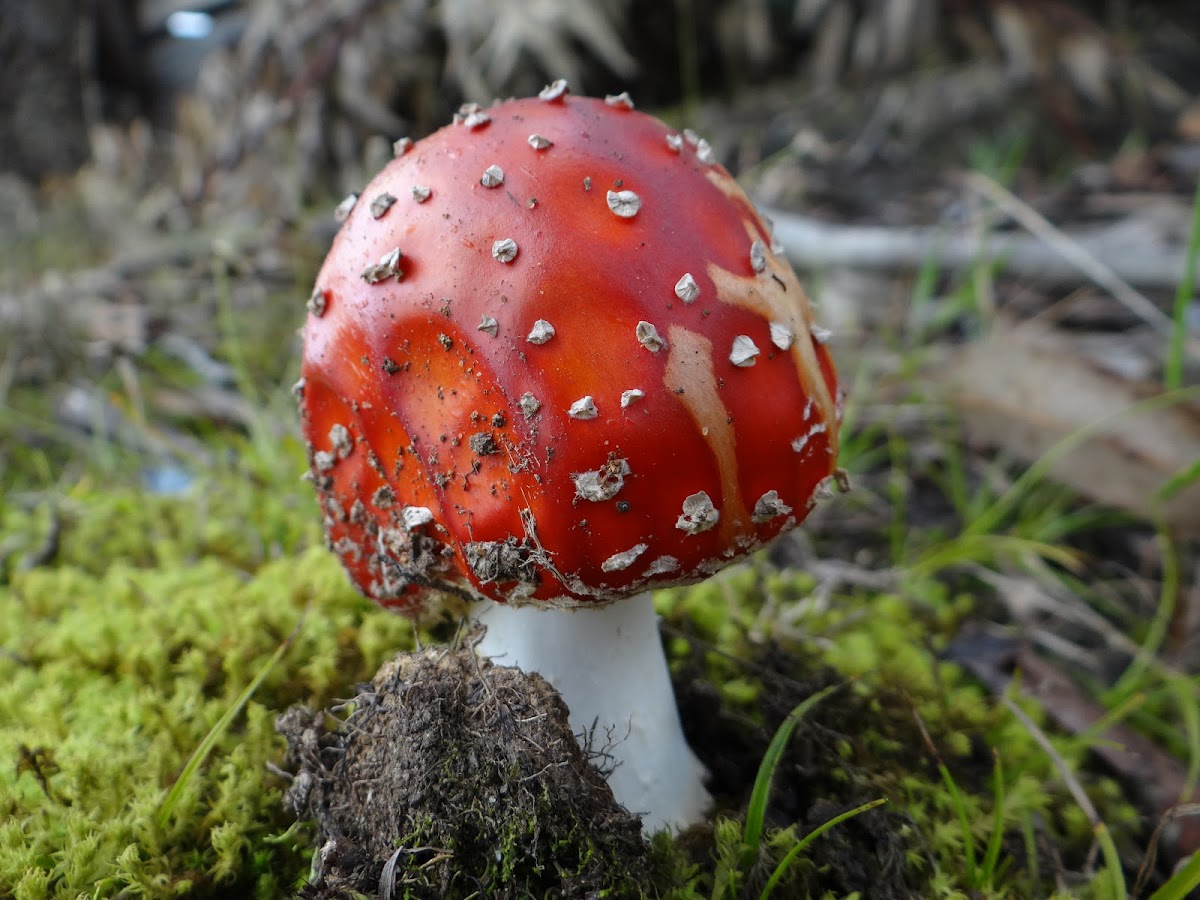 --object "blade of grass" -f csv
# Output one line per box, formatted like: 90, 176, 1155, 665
833, 346, 875, 454
1165, 175, 1200, 391
1136, 804, 1200, 897
978, 750, 1007, 889
914, 708, 979, 886
1172, 678, 1200, 799
212, 256, 290, 479
674, 0, 700, 125
886, 429, 910, 567
965, 171, 1173, 335
758, 798, 887, 900
932, 417, 973, 522
1096, 822, 1127, 900
1061, 692, 1146, 759
1158, 456, 1200, 503
905, 533, 1082, 581
157, 615, 303, 828
1002, 695, 1126, 900
1021, 809, 1039, 888
740, 683, 842, 866
1149, 849, 1200, 900
1108, 525, 1177, 702
937, 757, 978, 884
905, 245, 943, 345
